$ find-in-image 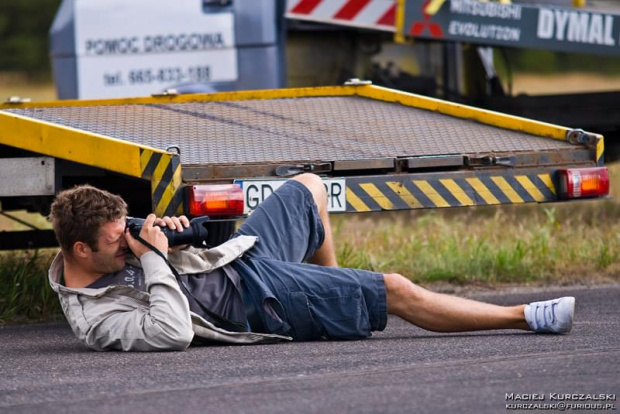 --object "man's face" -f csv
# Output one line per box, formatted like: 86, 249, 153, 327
87, 218, 128, 275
